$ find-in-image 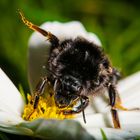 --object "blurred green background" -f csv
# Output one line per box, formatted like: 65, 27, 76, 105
0, 0, 140, 139
0, 0, 140, 92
